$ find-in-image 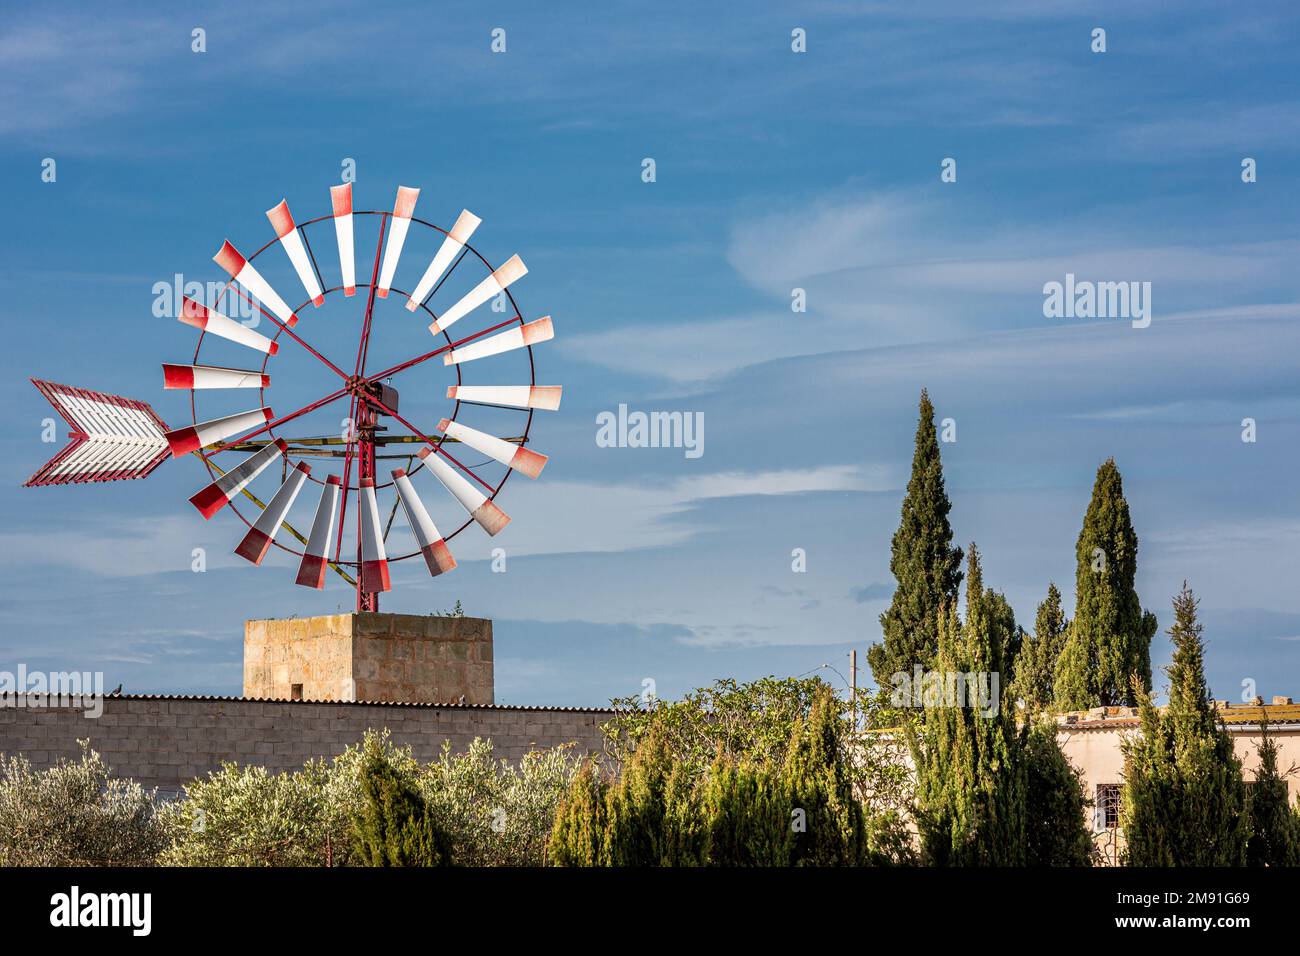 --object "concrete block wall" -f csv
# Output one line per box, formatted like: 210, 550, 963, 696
244, 612, 494, 705
0, 696, 613, 795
